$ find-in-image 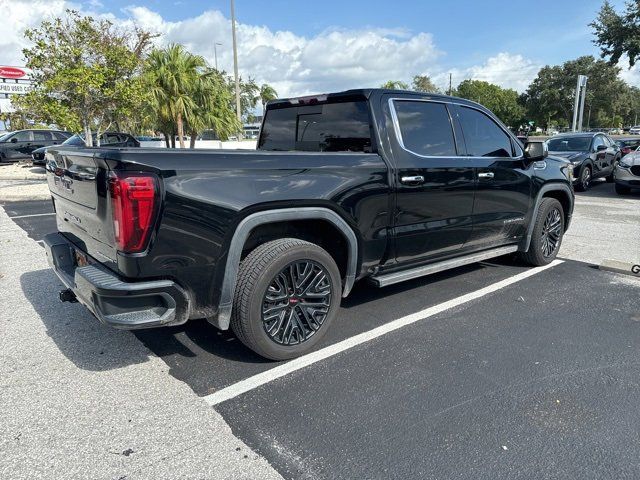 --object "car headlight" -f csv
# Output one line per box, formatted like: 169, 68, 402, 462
563, 163, 574, 181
